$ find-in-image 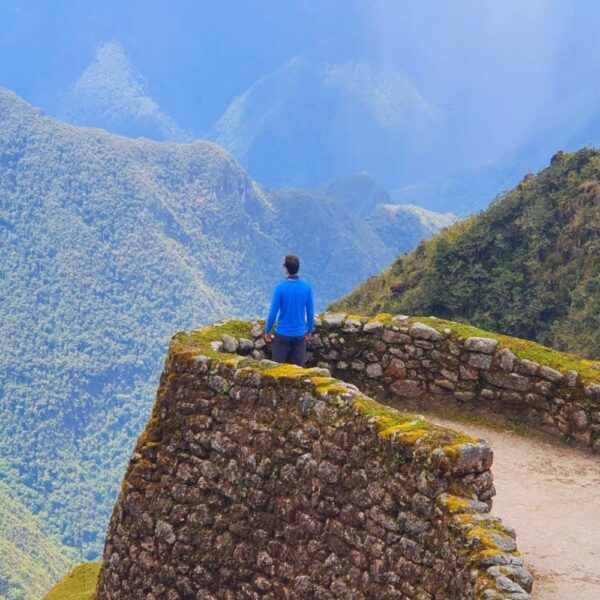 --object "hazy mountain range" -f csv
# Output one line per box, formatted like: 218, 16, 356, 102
50, 38, 600, 215
3, 3, 600, 596
58, 42, 193, 143
6, 2, 600, 215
